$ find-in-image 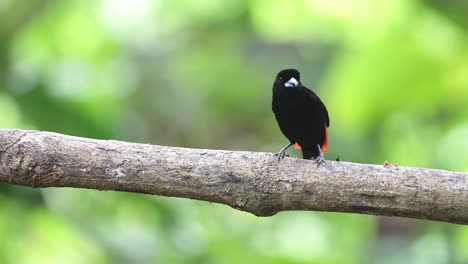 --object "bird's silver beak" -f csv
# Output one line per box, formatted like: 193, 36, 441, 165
284, 77, 299, 87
